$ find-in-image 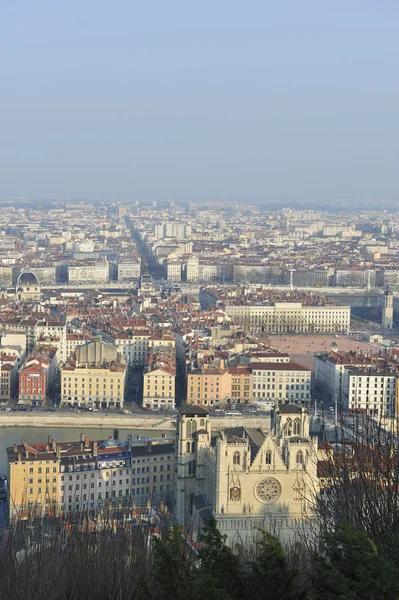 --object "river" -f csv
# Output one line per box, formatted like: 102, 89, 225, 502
0, 426, 172, 475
